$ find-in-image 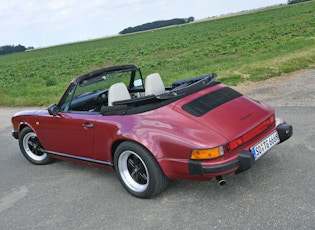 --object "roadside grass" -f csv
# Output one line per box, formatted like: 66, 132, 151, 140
0, 1, 314, 106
